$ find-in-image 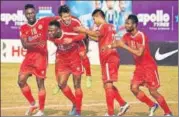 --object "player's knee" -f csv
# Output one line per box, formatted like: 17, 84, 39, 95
36, 79, 45, 90
74, 83, 81, 89
17, 75, 26, 87
130, 85, 139, 94
103, 82, 113, 89
149, 89, 158, 98
58, 83, 67, 89
17, 79, 25, 88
